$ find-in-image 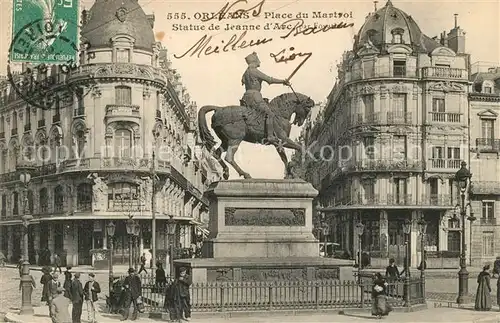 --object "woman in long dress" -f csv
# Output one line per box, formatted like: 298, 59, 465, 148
475, 264, 492, 311
496, 275, 500, 311
371, 272, 392, 319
